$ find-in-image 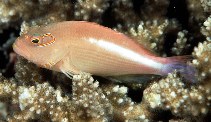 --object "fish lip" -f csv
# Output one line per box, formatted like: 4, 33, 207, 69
13, 41, 31, 59
13, 43, 21, 55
